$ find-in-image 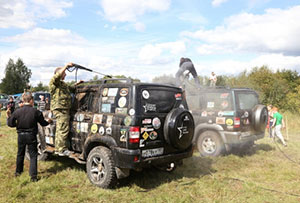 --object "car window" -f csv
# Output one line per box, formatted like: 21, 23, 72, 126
200, 92, 233, 111
99, 87, 129, 114
141, 88, 178, 114
237, 93, 259, 110
76, 91, 97, 112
